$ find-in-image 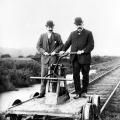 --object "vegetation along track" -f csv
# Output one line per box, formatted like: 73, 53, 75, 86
87, 65, 120, 114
